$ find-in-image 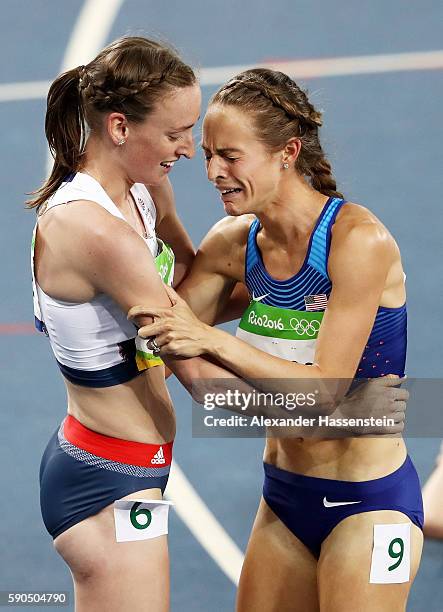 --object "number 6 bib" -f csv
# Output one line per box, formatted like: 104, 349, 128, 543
370, 523, 411, 583
113, 499, 173, 542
